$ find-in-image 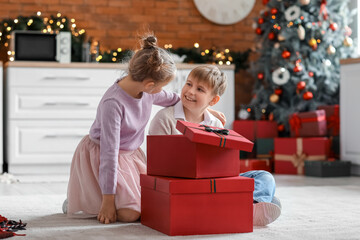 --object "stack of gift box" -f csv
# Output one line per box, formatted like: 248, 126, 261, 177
141, 120, 255, 236
233, 104, 350, 177
233, 120, 278, 173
